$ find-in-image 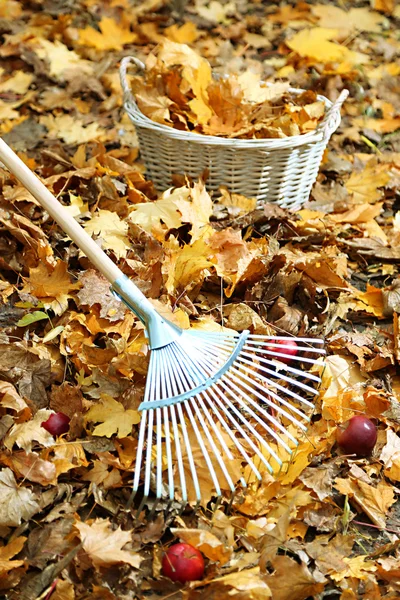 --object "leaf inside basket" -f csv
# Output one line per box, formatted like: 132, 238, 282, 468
129, 40, 327, 139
